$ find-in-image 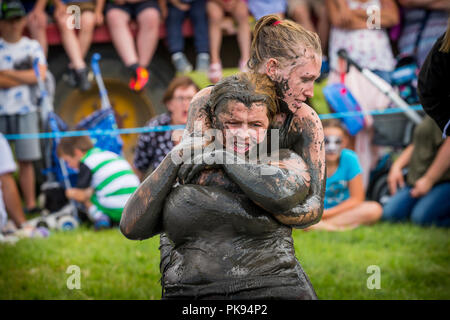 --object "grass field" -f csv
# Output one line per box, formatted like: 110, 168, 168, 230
1, 222, 448, 300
